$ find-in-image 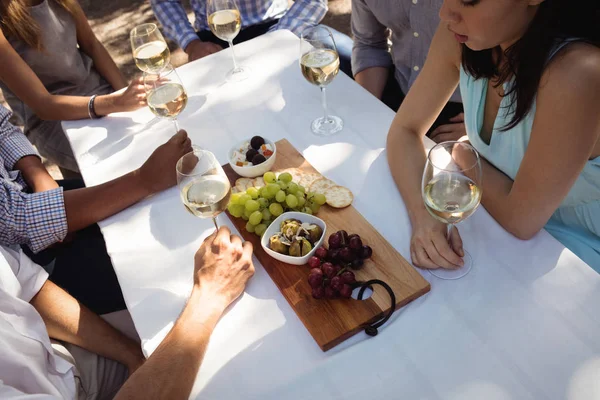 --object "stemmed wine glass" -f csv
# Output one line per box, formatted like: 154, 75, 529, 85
207, 0, 250, 82
177, 148, 232, 230
299, 26, 343, 136
130, 23, 170, 73
144, 63, 188, 133
421, 141, 482, 279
